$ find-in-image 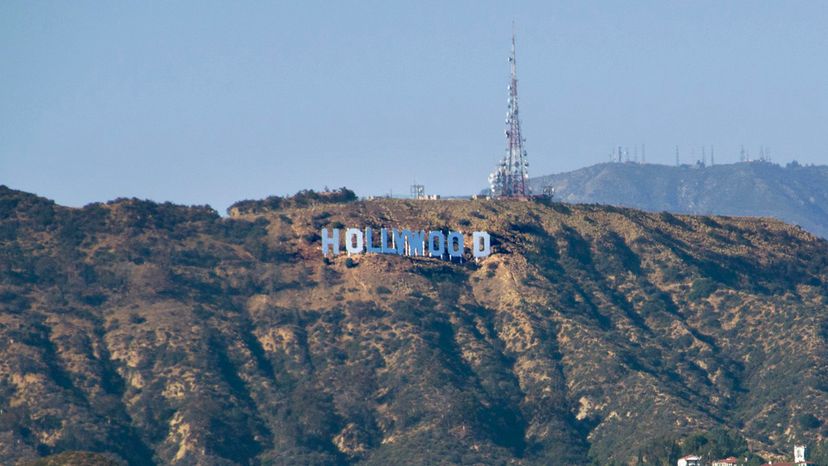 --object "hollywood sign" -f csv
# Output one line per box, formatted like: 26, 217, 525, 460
320, 227, 491, 259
